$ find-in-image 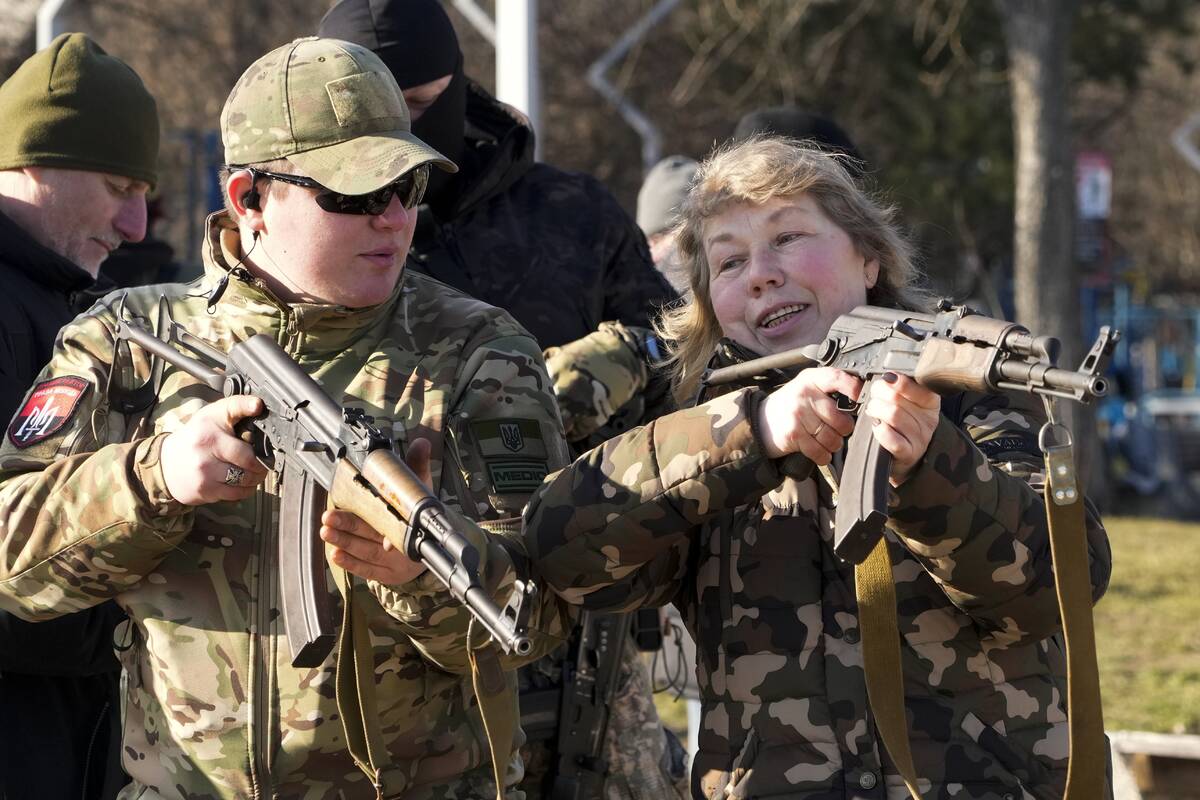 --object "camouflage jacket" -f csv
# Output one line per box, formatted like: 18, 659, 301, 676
525, 385, 1111, 800
0, 214, 573, 800
407, 82, 676, 350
